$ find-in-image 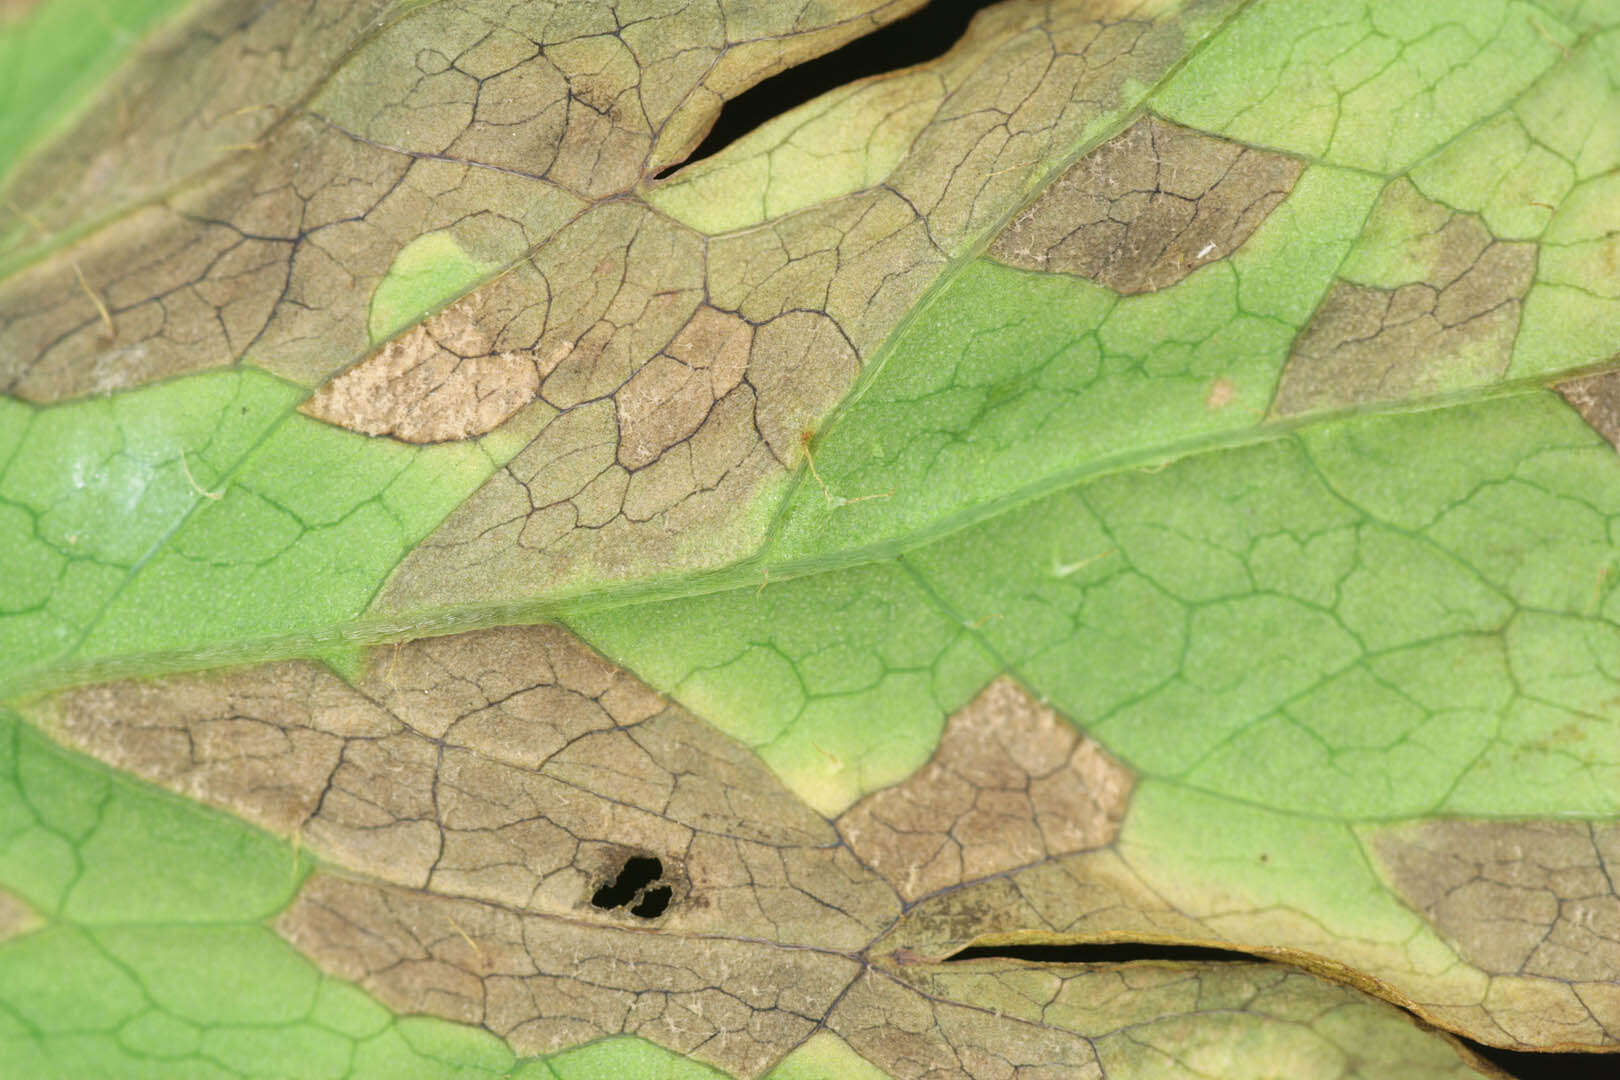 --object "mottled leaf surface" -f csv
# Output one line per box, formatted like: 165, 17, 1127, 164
4, 0, 1620, 1076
